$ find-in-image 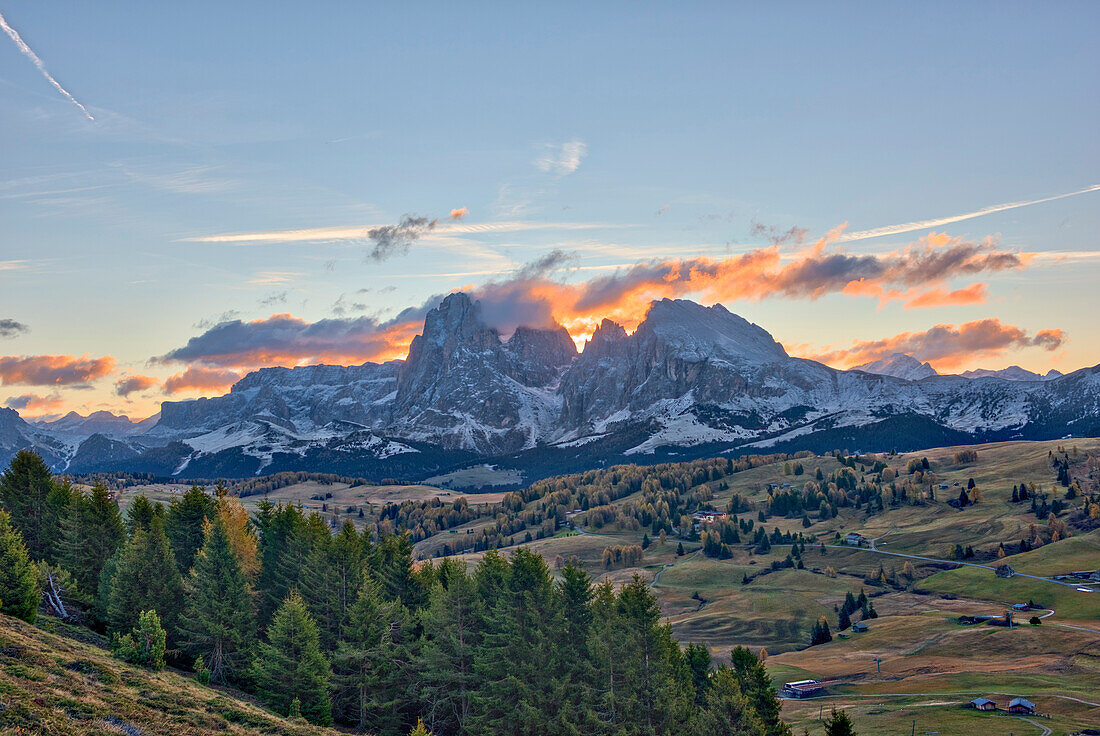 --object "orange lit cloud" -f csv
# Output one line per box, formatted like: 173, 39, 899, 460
158, 230, 1032, 372
796, 319, 1067, 371
115, 374, 159, 397
157, 312, 426, 370
0, 354, 115, 386
449, 207, 469, 220
163, 366, 243, 395
4, 392, 66, 416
